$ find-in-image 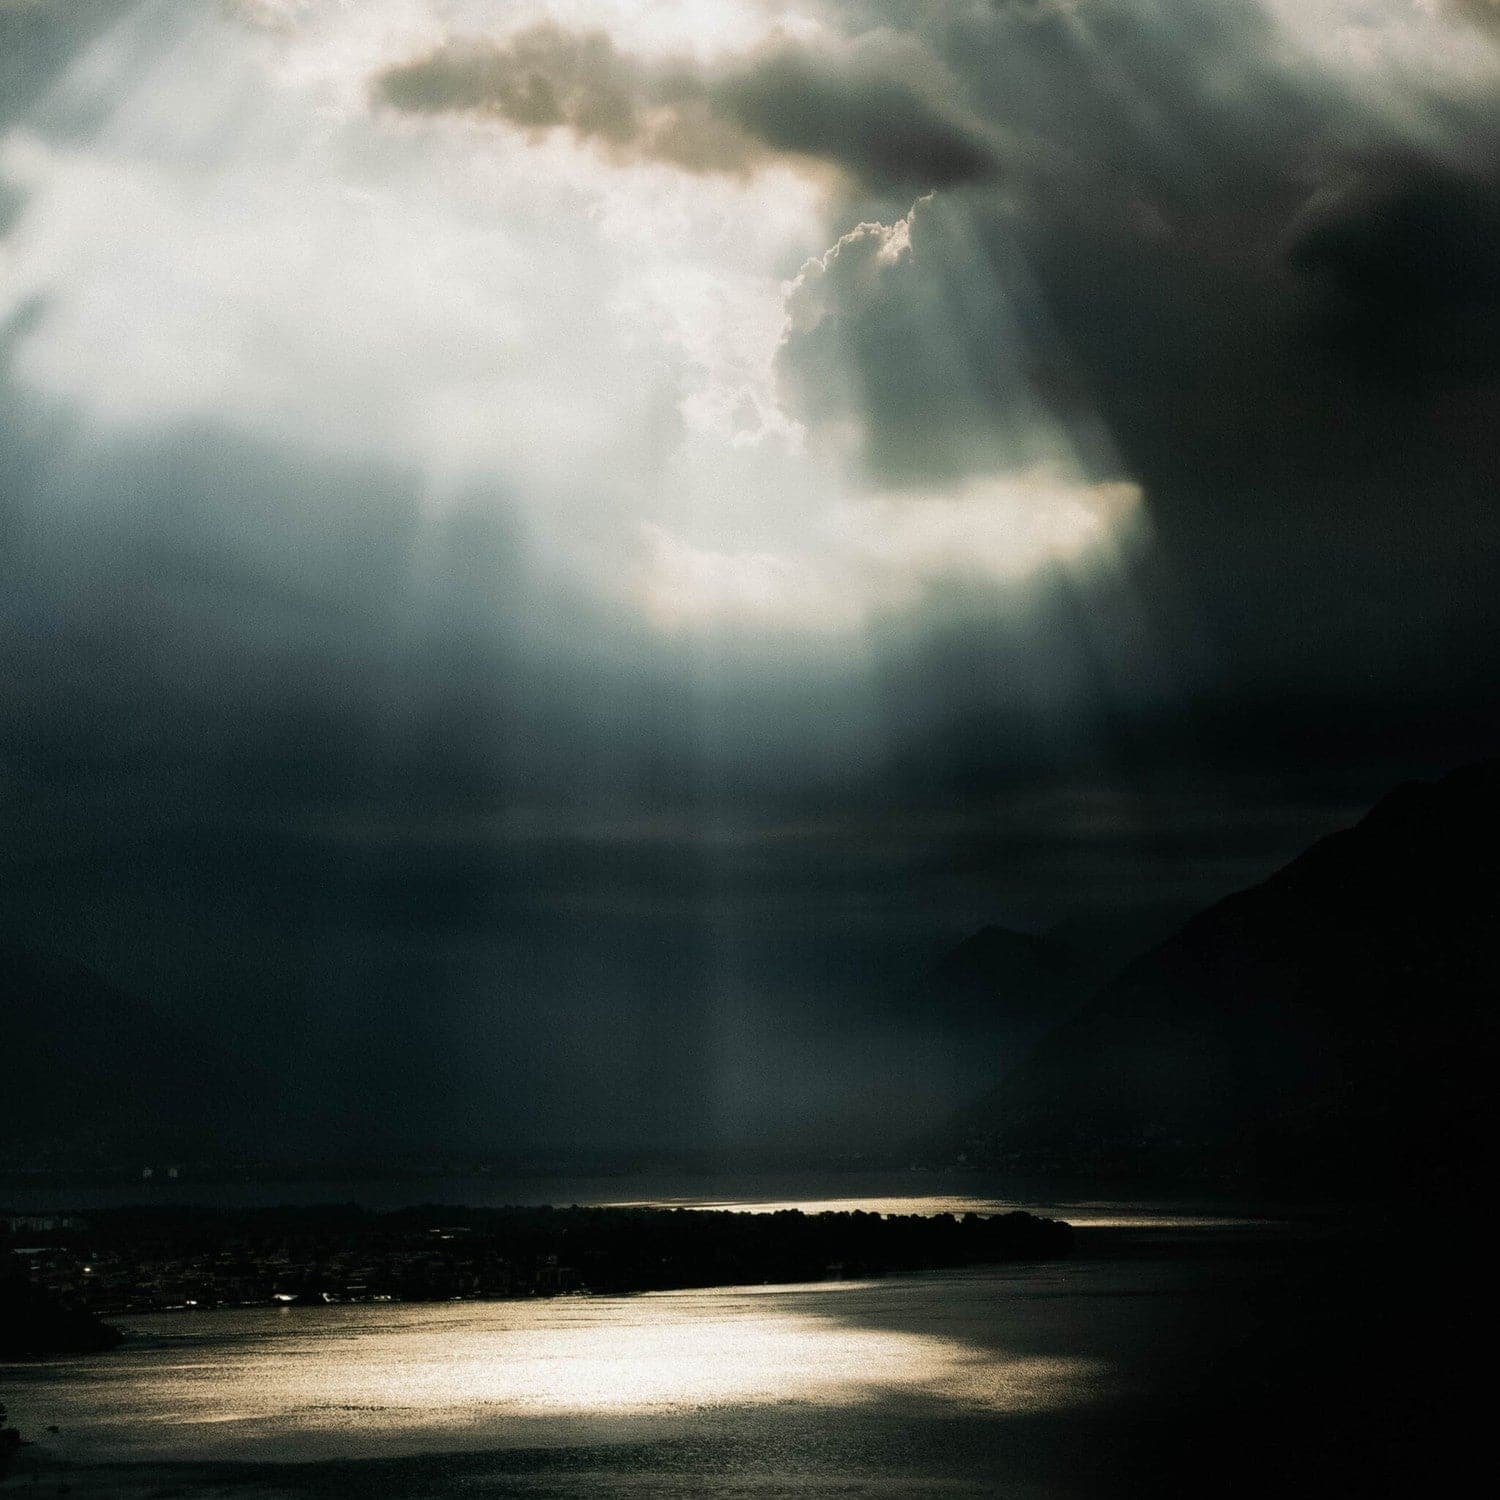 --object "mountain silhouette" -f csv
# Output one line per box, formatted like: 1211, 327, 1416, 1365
1, 942, 250, 1167
935, 761, 1500, 1191
910, 924, 1081, 1036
